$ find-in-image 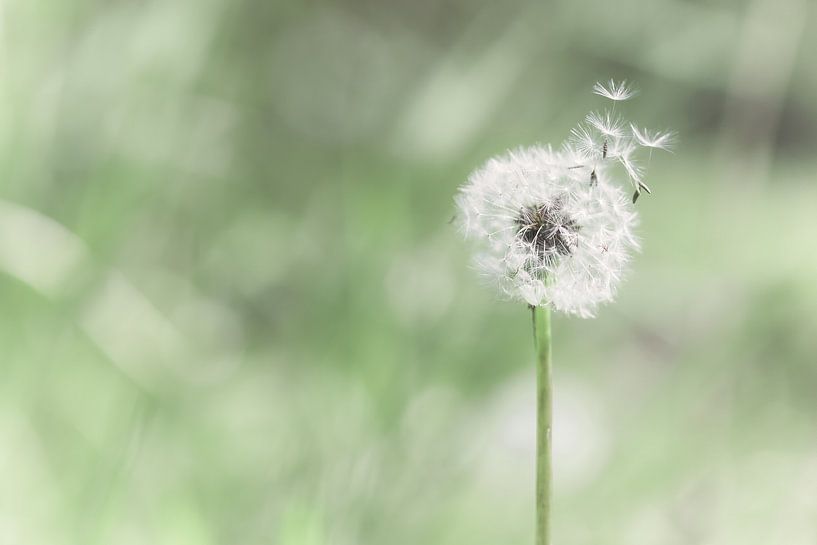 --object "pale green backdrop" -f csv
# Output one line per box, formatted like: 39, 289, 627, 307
1, 0, 816, 543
